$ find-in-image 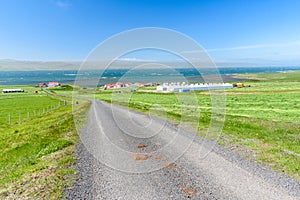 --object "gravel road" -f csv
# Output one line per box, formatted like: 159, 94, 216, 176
64, 100, 300, 199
